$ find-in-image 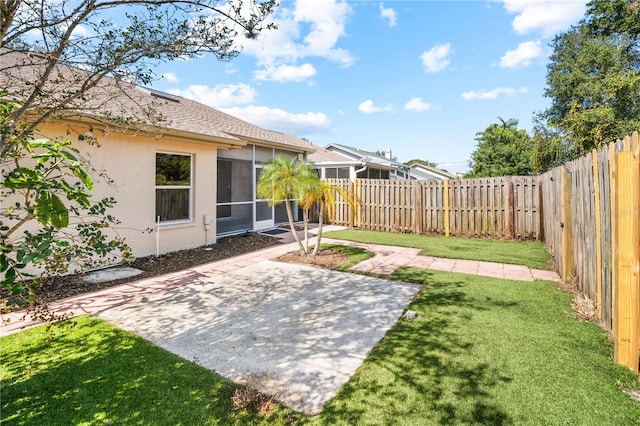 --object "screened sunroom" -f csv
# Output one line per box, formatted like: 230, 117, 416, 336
216, 144, 302, 235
